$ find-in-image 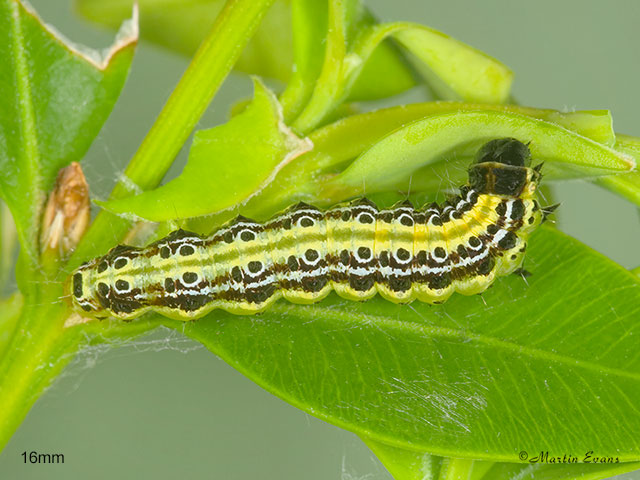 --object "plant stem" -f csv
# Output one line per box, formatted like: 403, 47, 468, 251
0, 284, 83, 451
0, 201, 16, 291
0, 278, 163, 452
0, 293, 23, 358
435, 457, 495, 480
279, 0, 328, 123
594, 133, 640, 209
594, 172, 640, 209
438, 457, 475, 480
0, 0, 277, 453
292, 0, 347, 133
69, 0, 276, 269
362, 436, 444, 480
